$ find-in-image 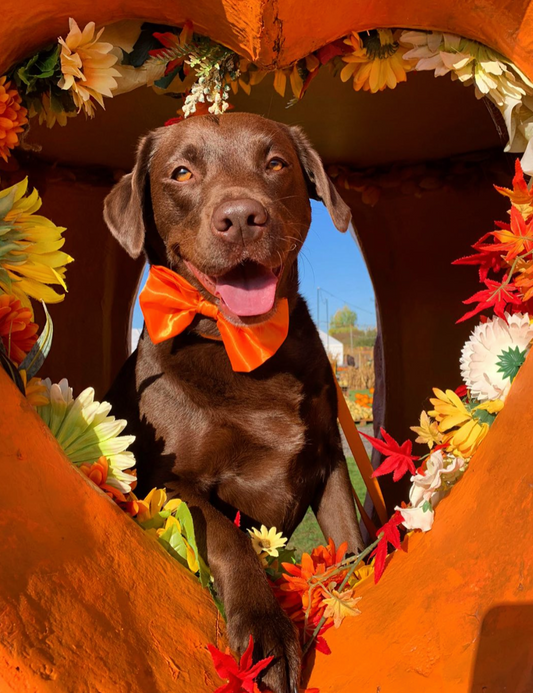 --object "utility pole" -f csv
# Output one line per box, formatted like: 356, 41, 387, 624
325, 298, 329, 354
350, 324, 353, 352
317, 286, 320, 332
